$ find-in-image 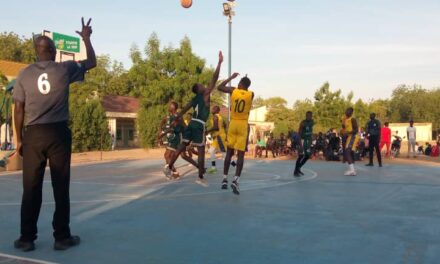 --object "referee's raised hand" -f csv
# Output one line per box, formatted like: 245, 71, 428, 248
76, 17, 93, 40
